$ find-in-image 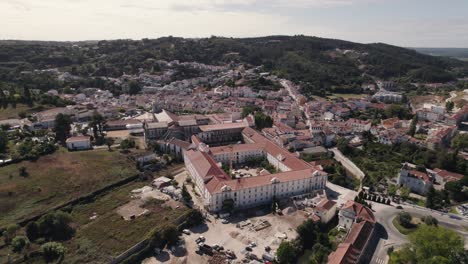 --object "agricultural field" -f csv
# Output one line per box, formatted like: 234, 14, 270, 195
0, 148, 139, 227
